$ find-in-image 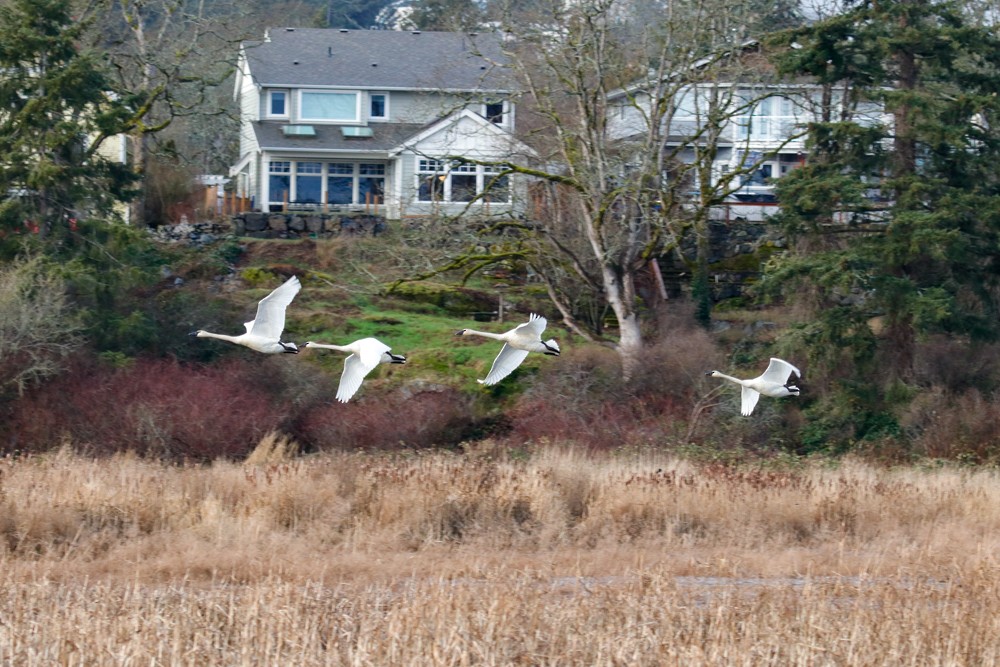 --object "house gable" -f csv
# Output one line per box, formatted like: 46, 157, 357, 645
392, 109, 531, 159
